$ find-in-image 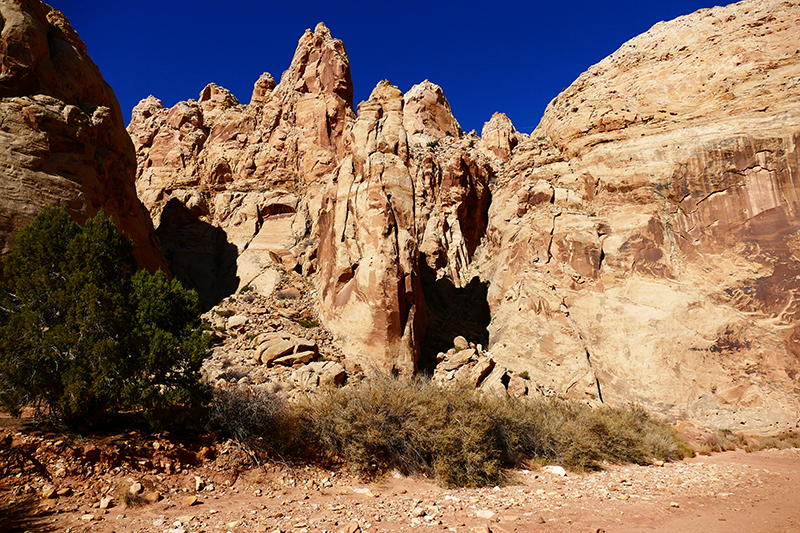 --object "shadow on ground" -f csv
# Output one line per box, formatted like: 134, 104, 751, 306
0, 497, 54, 533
